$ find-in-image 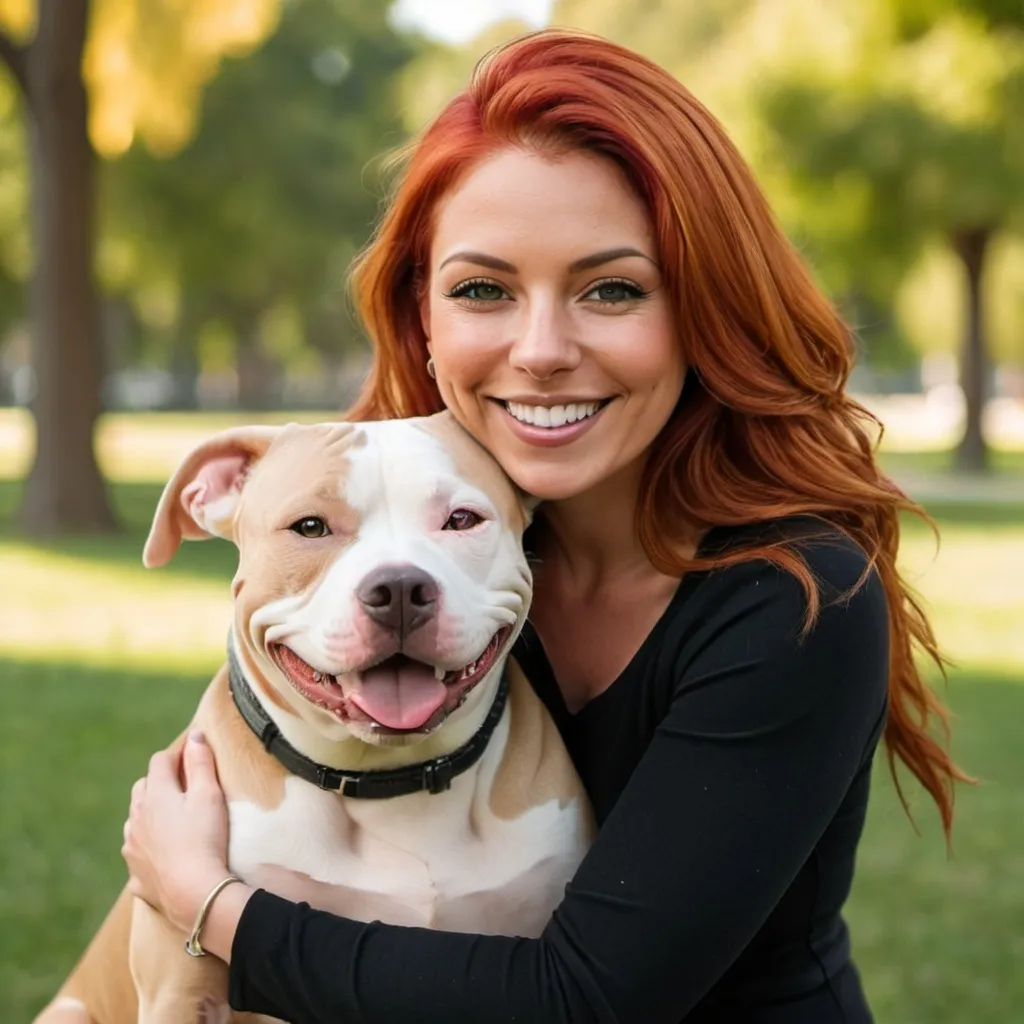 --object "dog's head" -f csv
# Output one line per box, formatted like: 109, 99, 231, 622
145, 413, 535, 749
